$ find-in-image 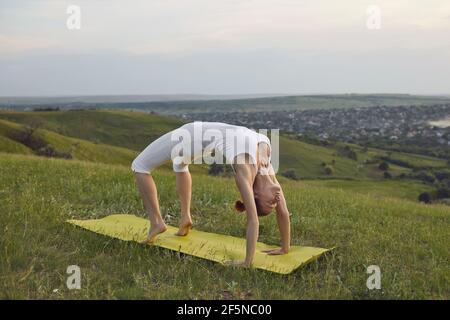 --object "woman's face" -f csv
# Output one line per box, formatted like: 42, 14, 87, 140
253, 180, 281, 216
